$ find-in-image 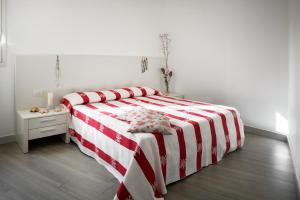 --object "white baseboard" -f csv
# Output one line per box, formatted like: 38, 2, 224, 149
0, 134, 15, 144
244, 126, 287, 142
